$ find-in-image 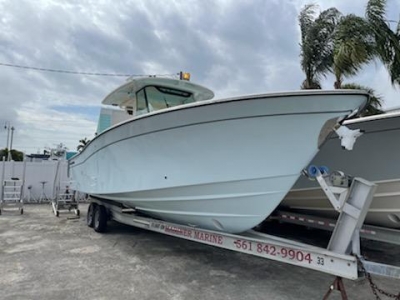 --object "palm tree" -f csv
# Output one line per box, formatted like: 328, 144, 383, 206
299, 0, 400, 90
299, 5, 341, 89
77, 138, 90, 152
341, 83, 384, 116
366, 0, 400, 86
333, 15, 375, 89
